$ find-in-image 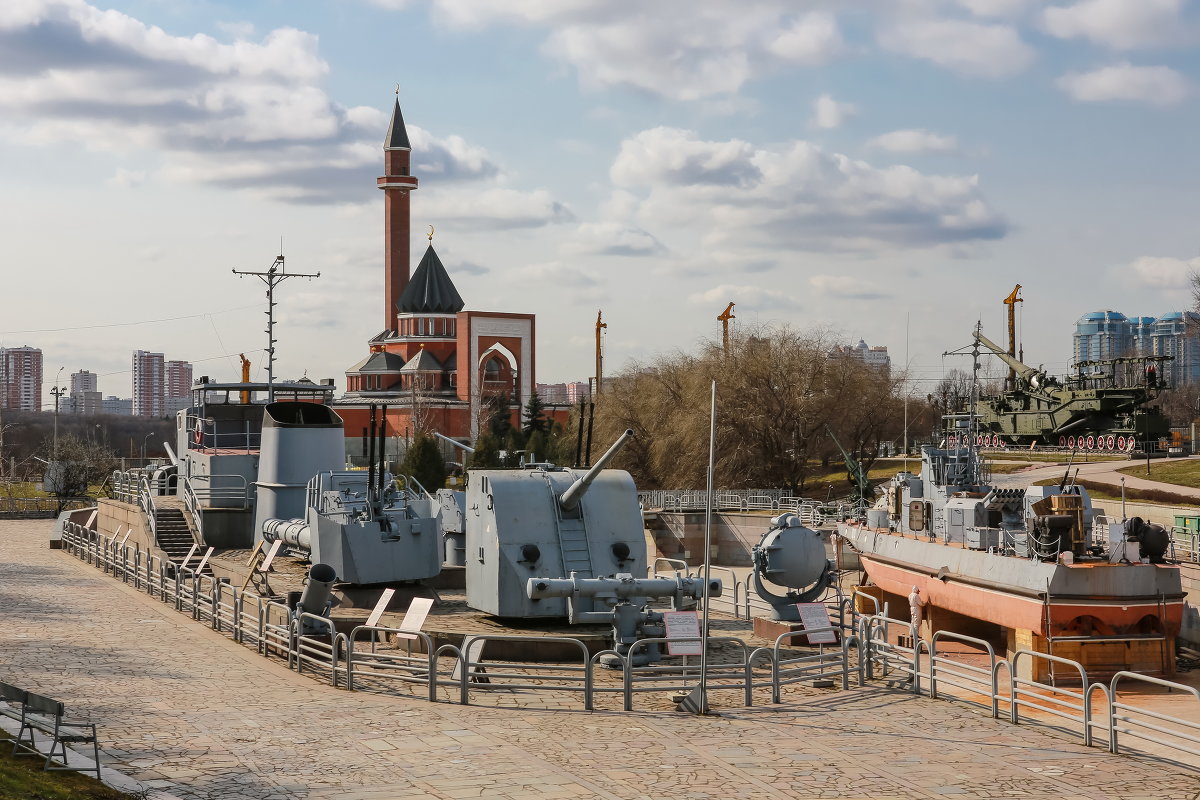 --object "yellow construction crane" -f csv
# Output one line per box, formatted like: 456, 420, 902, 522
717, 302, 735, 358
1003, 284, 1022, 390
595, 310, 607, 395
239, 353, 251, 404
